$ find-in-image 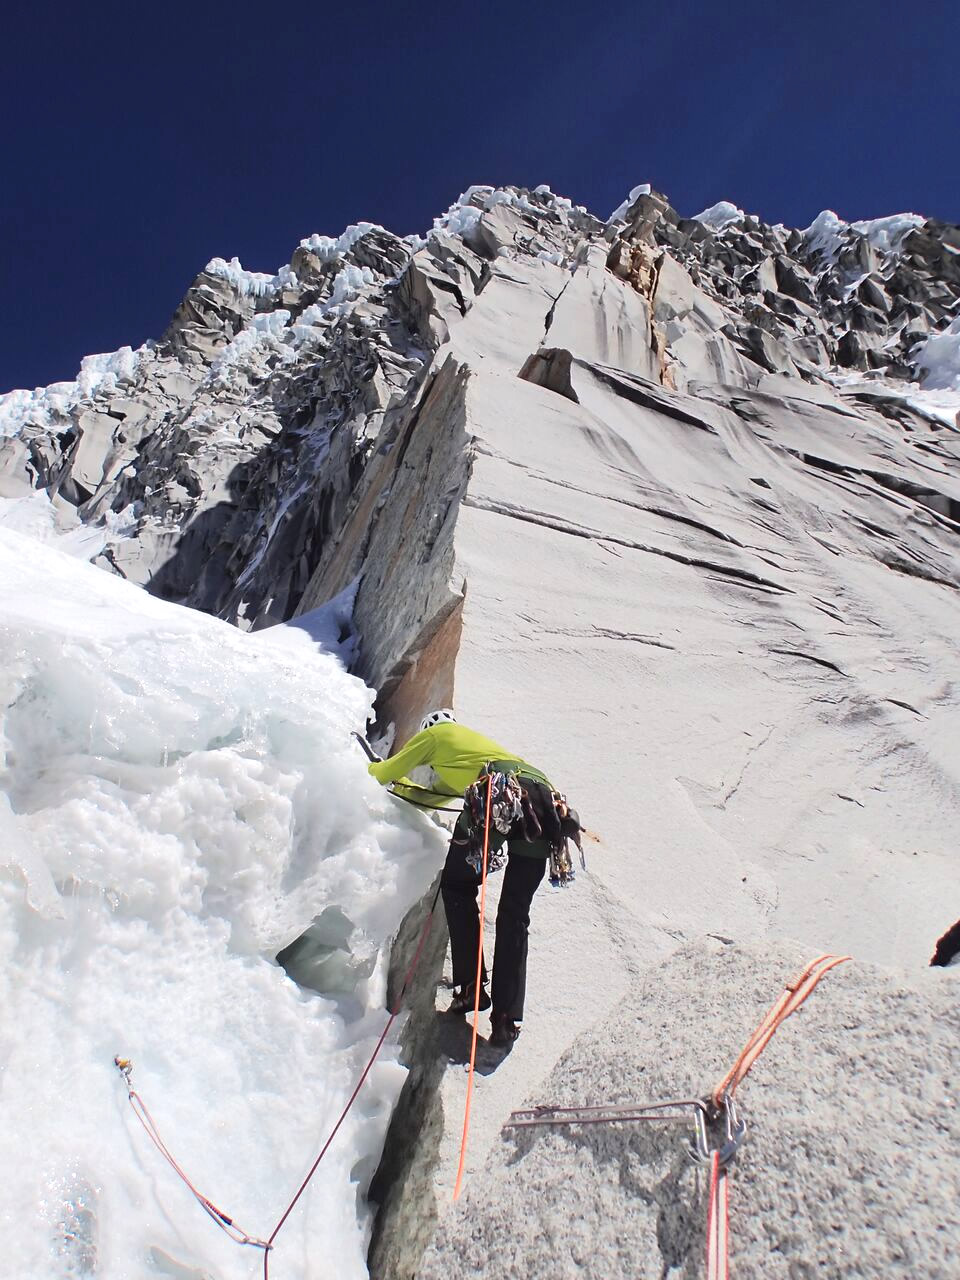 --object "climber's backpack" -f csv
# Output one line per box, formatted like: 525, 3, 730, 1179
462, 768, 585, 887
